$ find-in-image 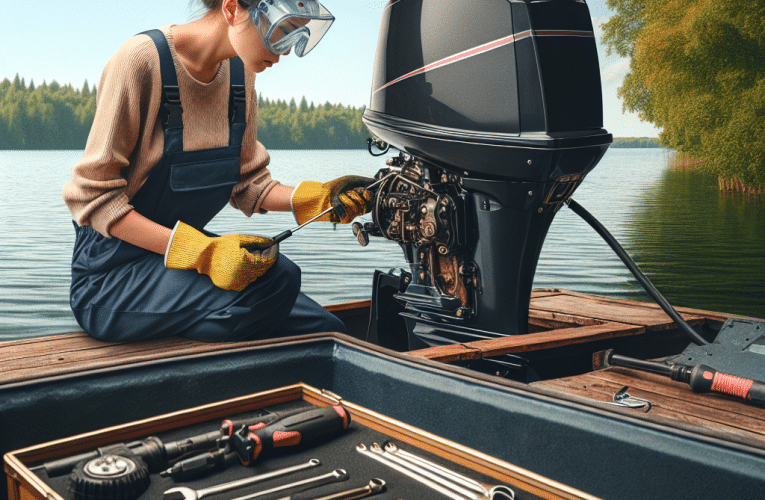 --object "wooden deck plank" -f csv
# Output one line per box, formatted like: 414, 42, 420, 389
589, 367, 765, 422
535, 376, 765, 449
533, 367, 765, 442
408, 321, 645, 362
0, 333, 268, 385
529, 293, 707, 330
546, 289, 764, 322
